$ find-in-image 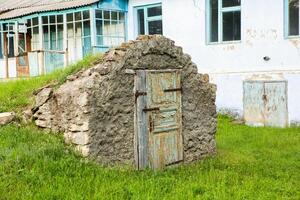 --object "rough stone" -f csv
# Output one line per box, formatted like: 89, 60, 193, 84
22, 109, 33, 124
32, 35, 217, 166
0, 112, 16, 126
